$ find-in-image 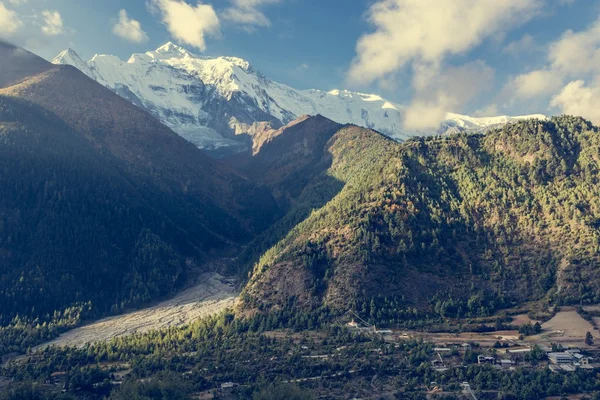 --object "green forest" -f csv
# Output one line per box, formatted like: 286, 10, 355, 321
2, 311, 600, 400
244, 116, 600, 314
